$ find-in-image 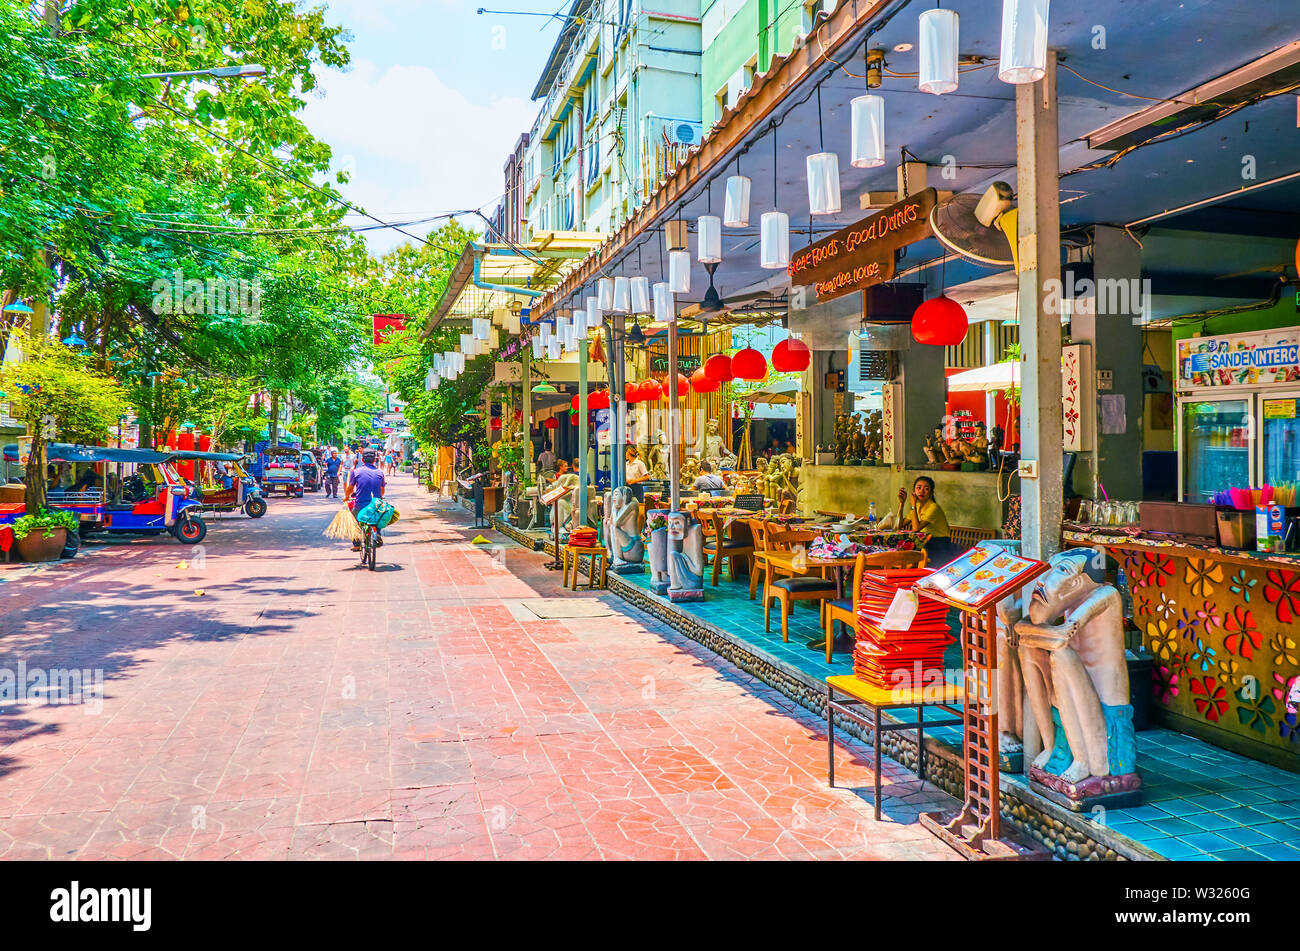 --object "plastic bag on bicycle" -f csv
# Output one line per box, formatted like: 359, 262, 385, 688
355, 498, 396, 530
